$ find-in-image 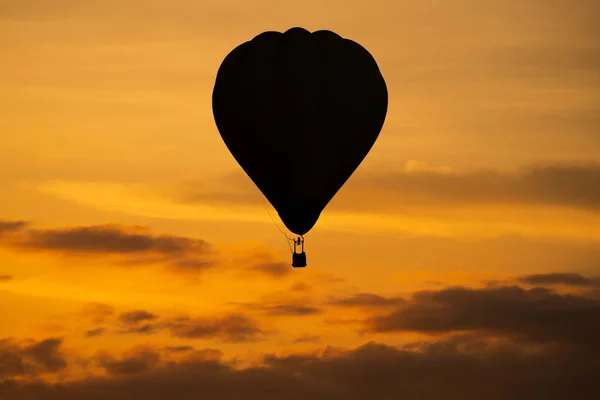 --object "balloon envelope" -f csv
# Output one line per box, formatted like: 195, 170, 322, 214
212, 27, 388, 235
